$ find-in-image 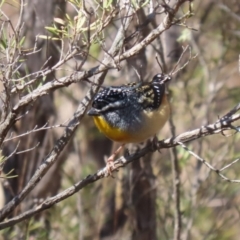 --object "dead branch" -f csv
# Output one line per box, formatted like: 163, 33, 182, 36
0, 101, 239, 229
